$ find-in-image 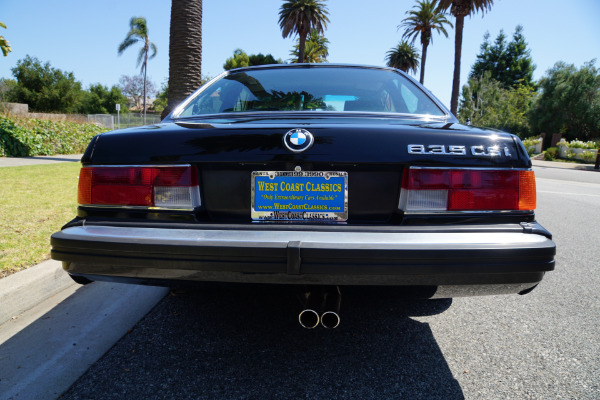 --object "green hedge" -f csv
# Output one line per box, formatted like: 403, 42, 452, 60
544, 147, 559, 161
0, 115, 107, 157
